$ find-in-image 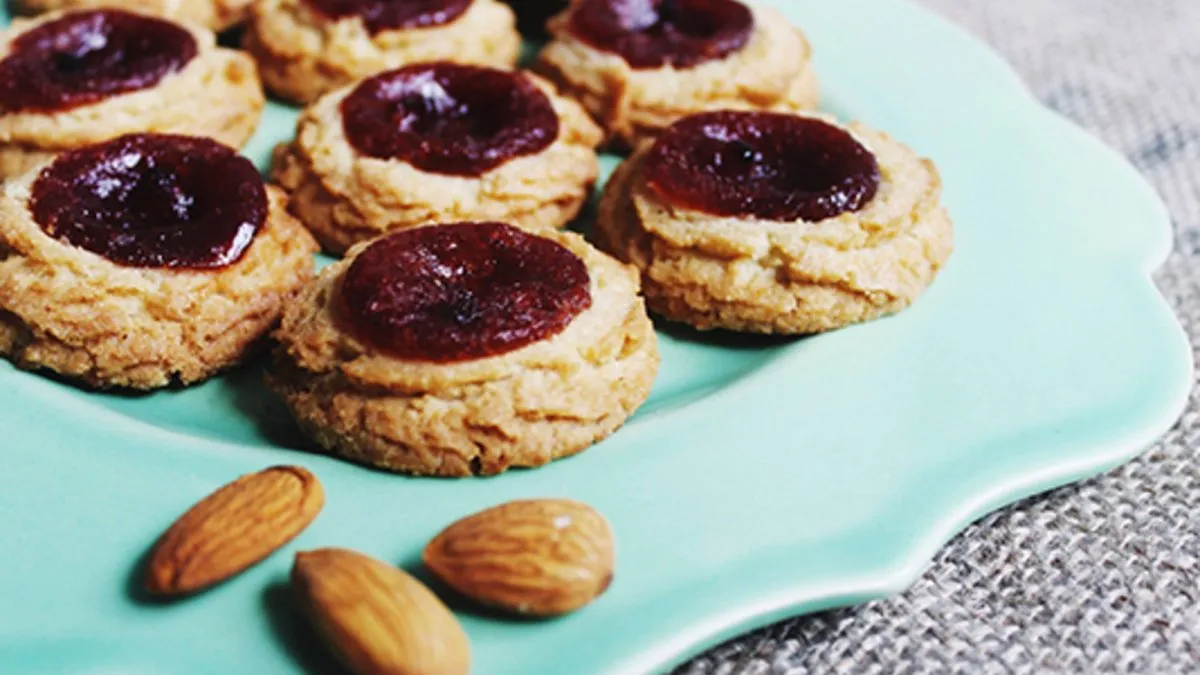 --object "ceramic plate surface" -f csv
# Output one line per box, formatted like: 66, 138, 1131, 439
0, 1, 1191, 673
